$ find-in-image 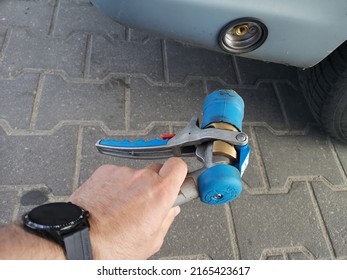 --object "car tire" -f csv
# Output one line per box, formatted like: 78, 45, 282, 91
298, 41, 347, 143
